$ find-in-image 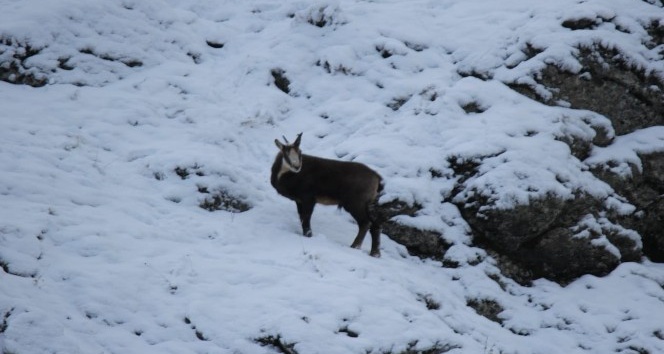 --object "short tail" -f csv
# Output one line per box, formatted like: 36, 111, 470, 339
377, 178, 385, 196
369, 178, 386, 224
